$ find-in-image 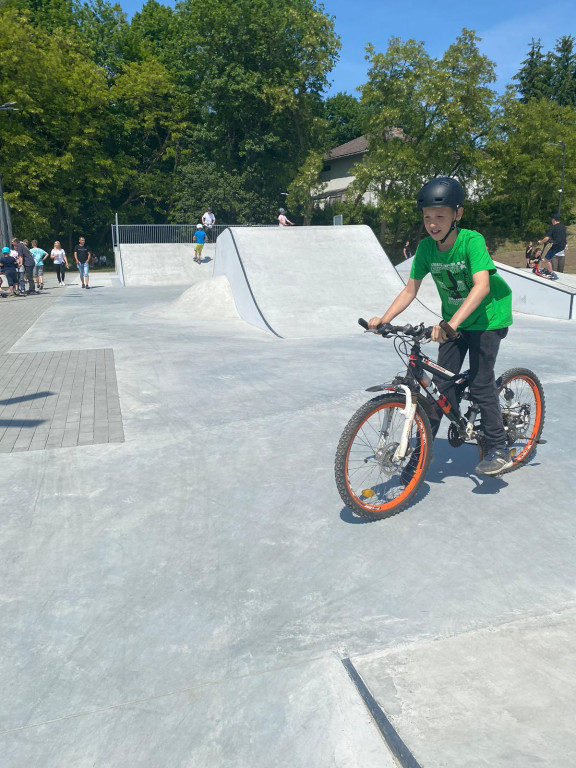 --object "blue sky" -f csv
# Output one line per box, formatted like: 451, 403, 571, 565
122, 0, 576, 96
